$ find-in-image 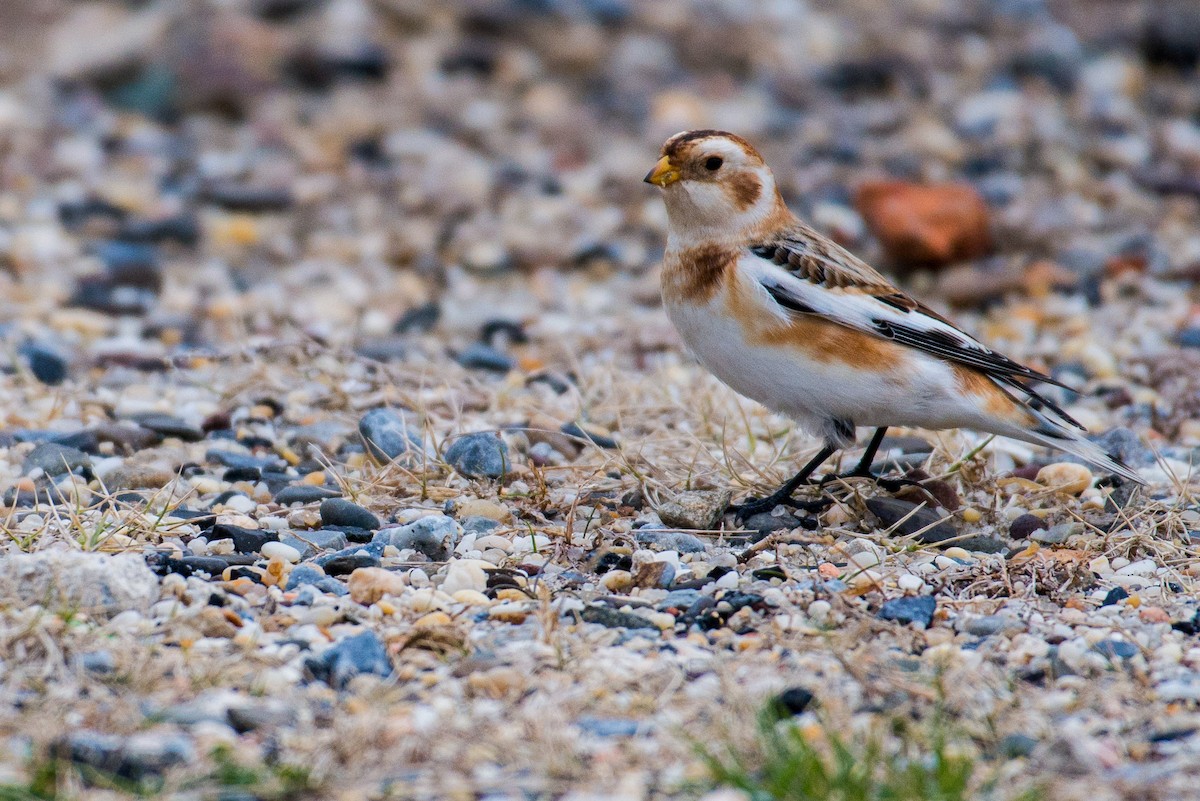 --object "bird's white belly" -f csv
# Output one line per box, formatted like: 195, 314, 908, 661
664, 296, 972, 433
